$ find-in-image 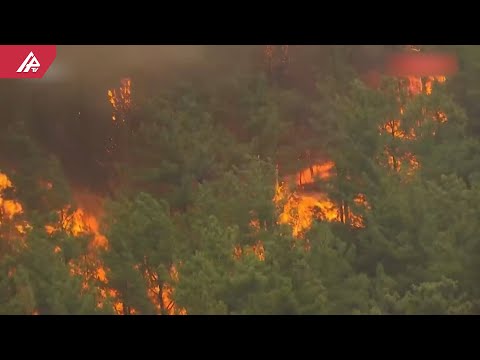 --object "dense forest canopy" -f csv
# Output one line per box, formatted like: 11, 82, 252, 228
1, 45, 480, 314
